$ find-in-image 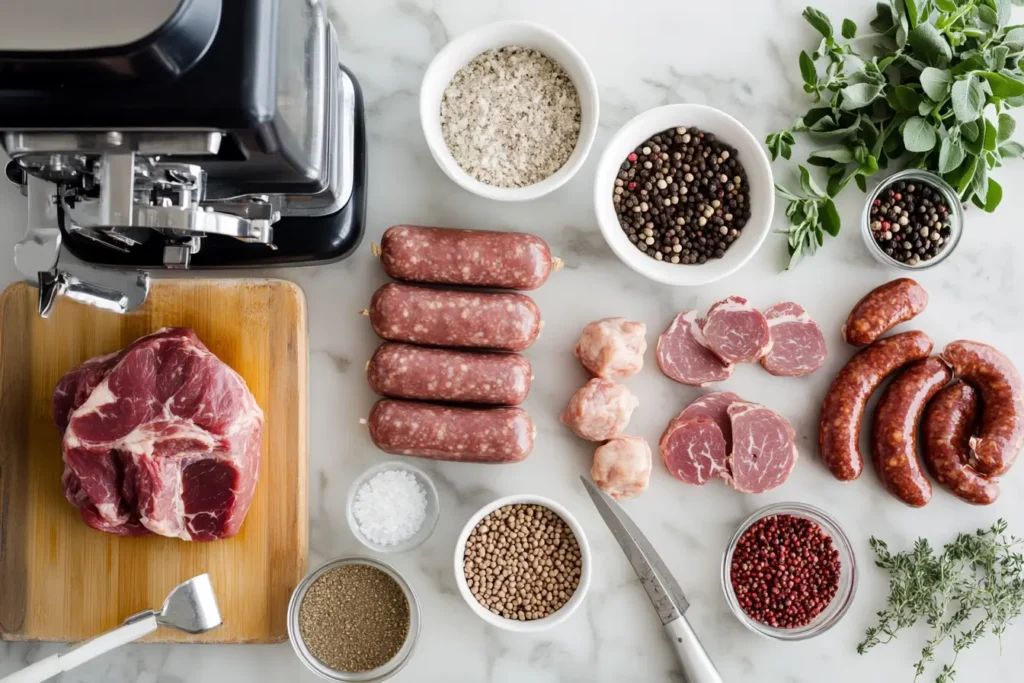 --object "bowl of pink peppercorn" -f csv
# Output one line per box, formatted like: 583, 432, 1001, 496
721, 502, 857, 641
